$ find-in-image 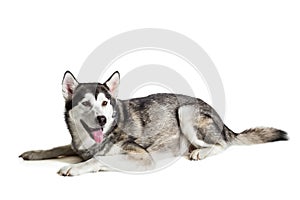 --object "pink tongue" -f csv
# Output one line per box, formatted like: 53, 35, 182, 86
92, 129, 103, 143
